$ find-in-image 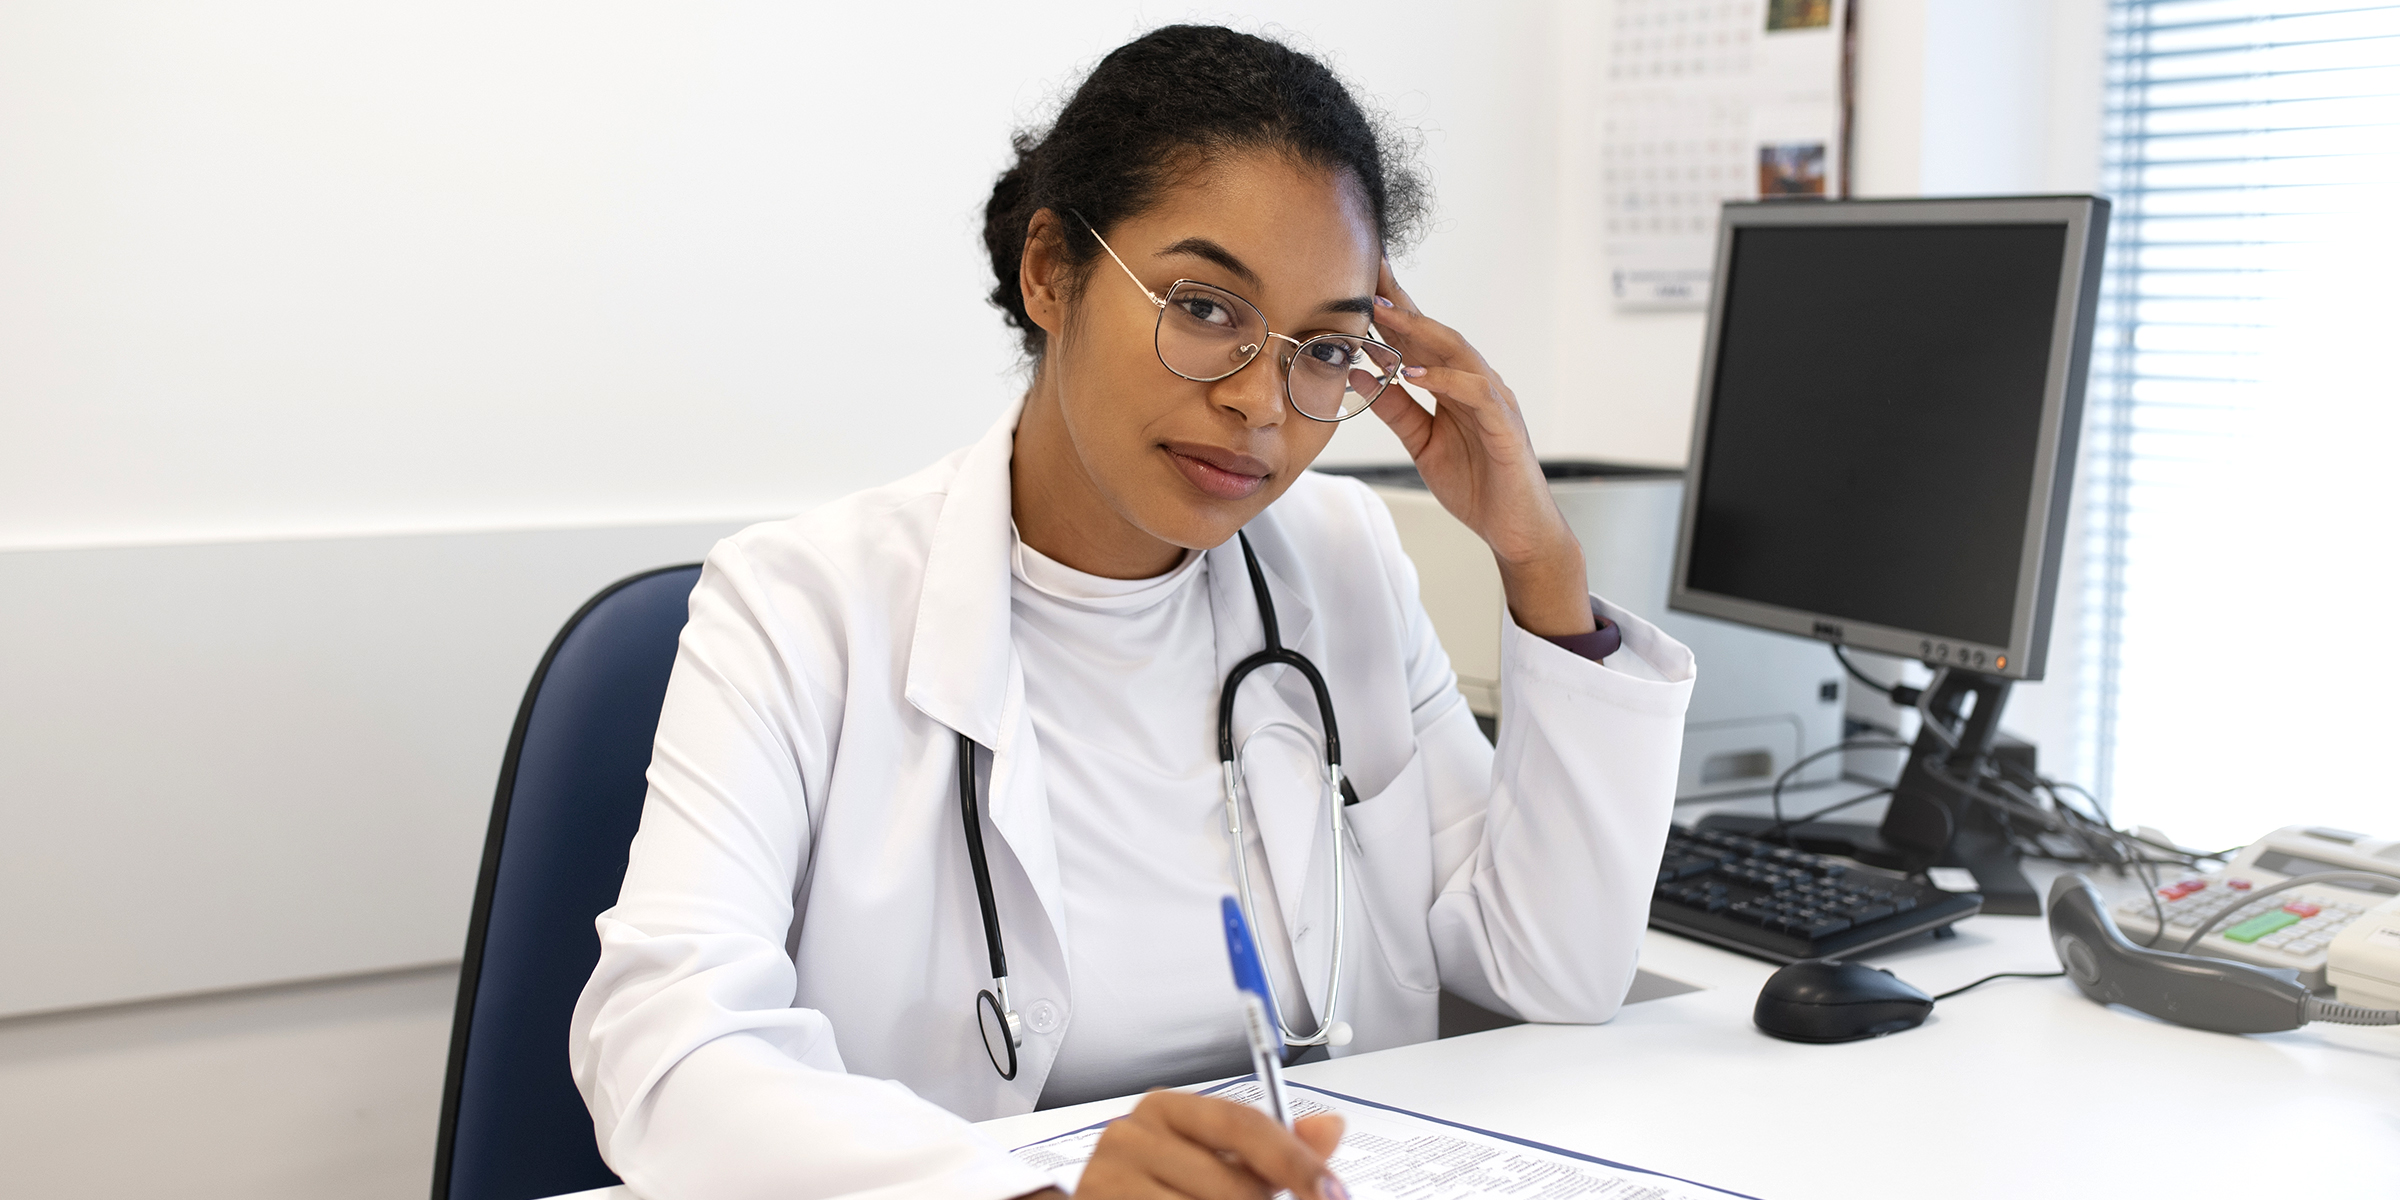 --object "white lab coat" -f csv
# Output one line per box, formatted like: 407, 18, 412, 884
570, 403, 1696, 1200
